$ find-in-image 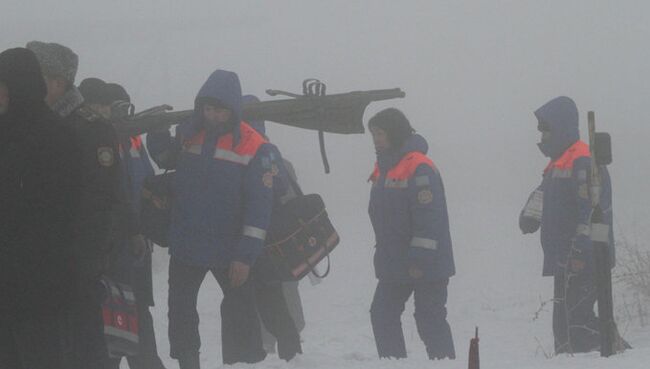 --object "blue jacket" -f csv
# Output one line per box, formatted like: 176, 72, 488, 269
147, 70, 275, 267
368, 134, 455, 282
113, 135, 156, 300
523, 96, 614, 276
119, 136, 155, 230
